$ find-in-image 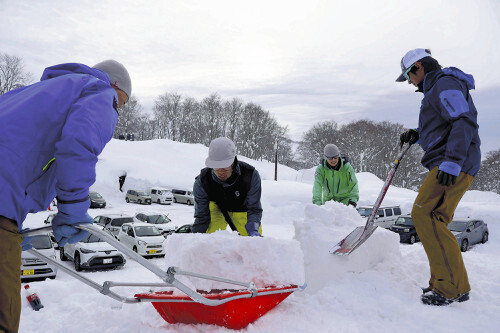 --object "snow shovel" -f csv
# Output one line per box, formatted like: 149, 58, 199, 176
22, 225, 303, 329
329, 144, 413, 255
